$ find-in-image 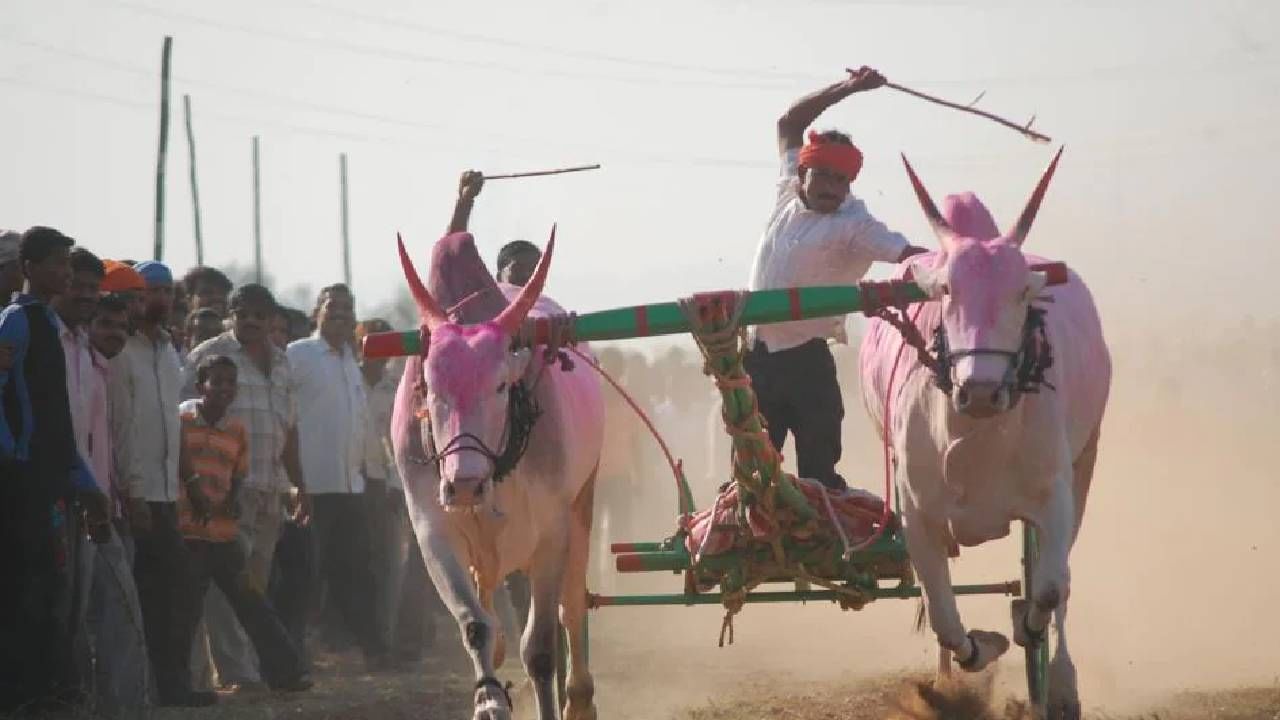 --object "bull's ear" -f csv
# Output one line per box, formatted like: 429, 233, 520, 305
910, 261, 948, 300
